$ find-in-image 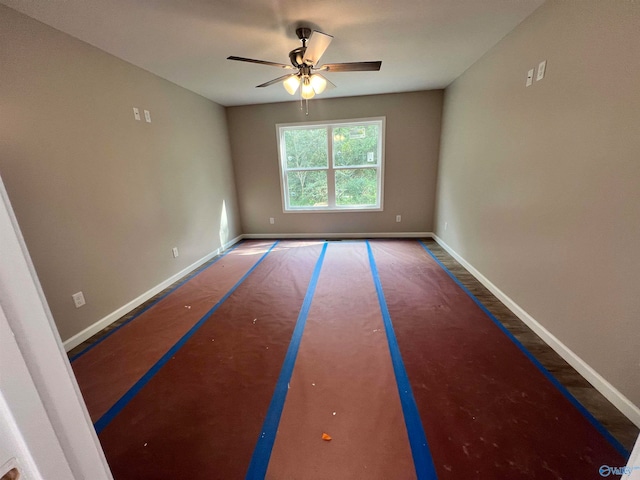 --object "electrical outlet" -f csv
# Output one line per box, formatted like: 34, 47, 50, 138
445, 221, 448, 231
144, 110, 151, 123
72, 291, 85, 308
133, 107, 141, 121
395, 215, 401, 223
269, 217, 275, 225
172, 247, 179, 258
